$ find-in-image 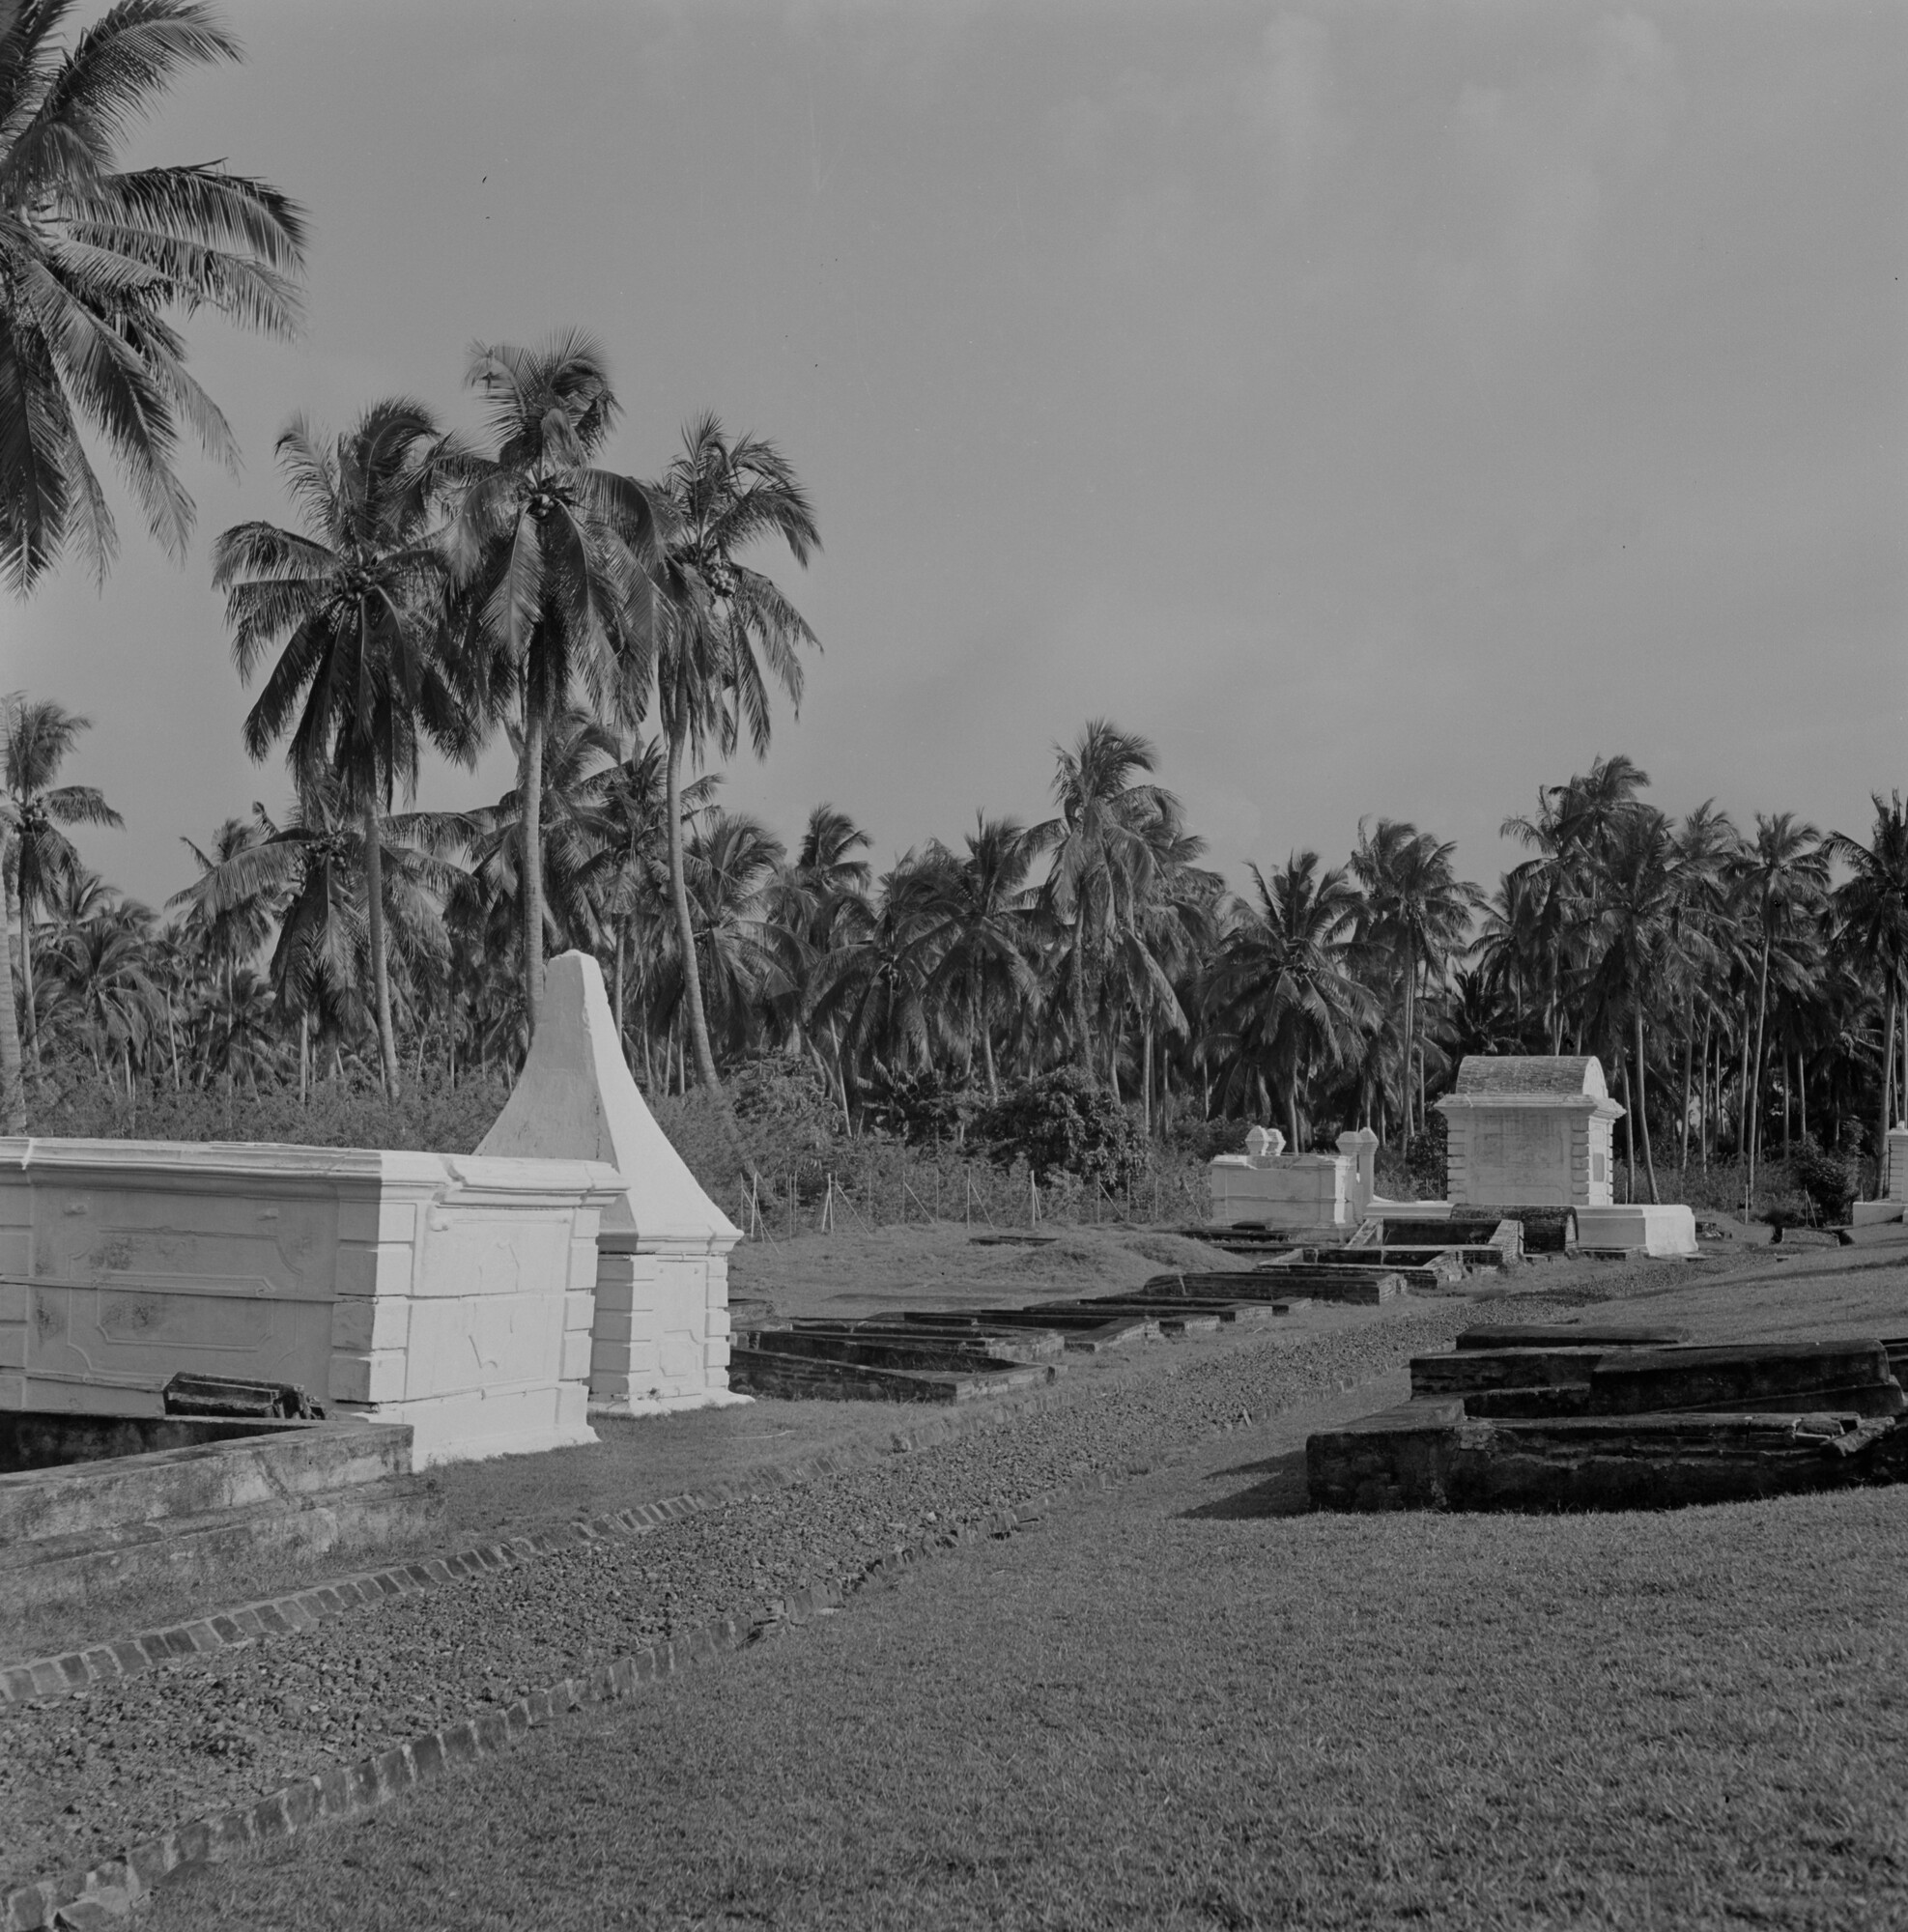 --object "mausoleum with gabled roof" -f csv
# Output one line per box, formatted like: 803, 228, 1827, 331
1436, 1055, 1623, 1208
